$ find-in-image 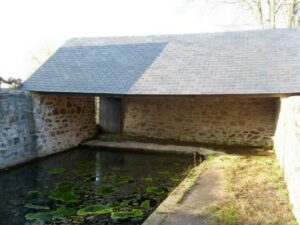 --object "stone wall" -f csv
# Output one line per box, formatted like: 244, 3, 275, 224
123, 96, 278, 147
0, 91, 96, 169
0, 91, 36, 169
32, 93, 96, 157
274, 96, 300, 224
